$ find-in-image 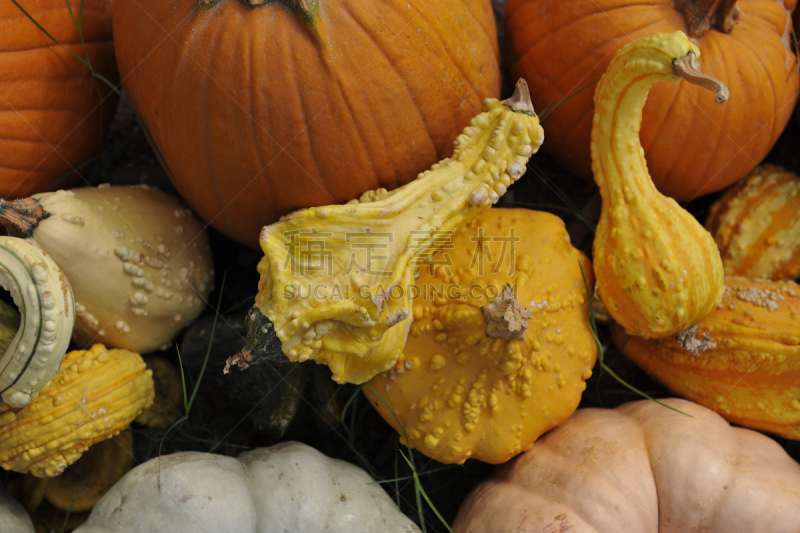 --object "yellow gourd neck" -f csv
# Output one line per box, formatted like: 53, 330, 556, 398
592, 42, 727, 201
